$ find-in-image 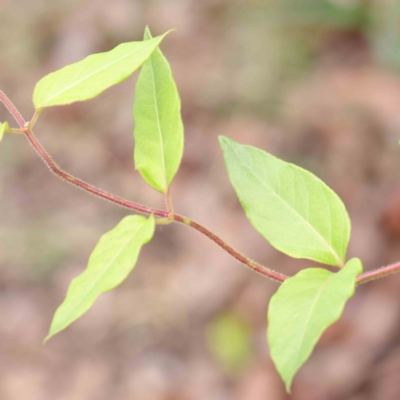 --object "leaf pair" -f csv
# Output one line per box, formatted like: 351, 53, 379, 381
40, 27, 184, 341
219, 136, 360, 391
33, 27, 182, 194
